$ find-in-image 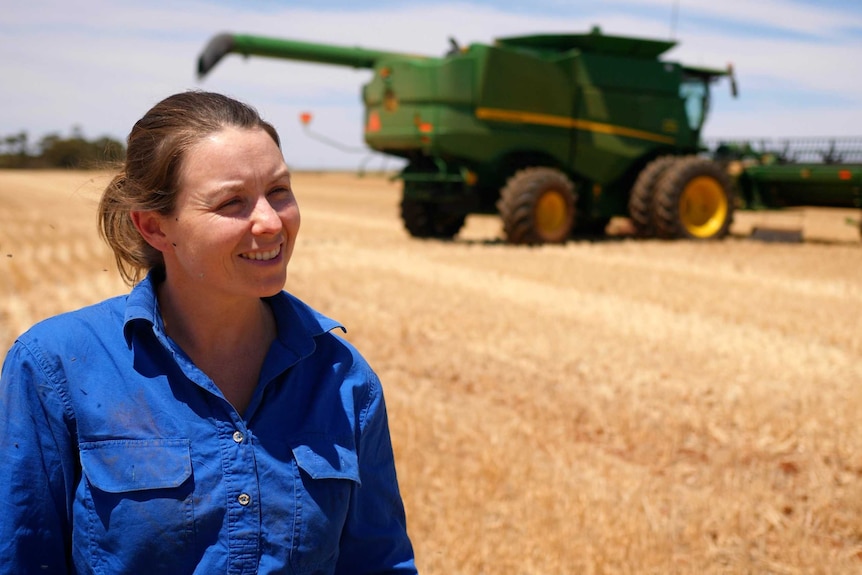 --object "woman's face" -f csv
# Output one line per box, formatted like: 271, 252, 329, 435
157, 126, 300, 302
